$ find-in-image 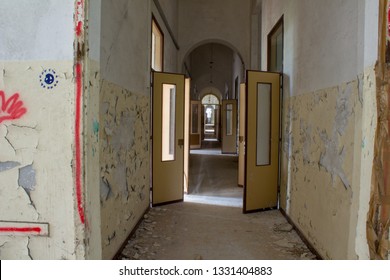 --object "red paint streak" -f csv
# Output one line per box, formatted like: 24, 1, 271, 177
76, 21, 83, 37
0, 91, 27, 124
388, 3, 390, 38
0, 227, 41, 233
75, 63, 85, 224
74, 0, 85, 224
75, 0, 84, 38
